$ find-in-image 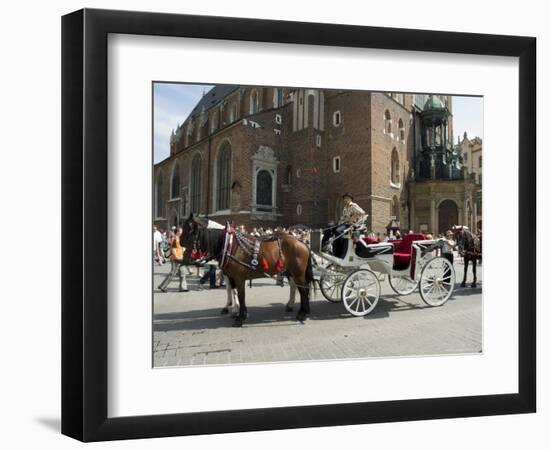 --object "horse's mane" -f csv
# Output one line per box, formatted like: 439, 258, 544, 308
197, 225, 225, 259
456, 227, 479, 252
